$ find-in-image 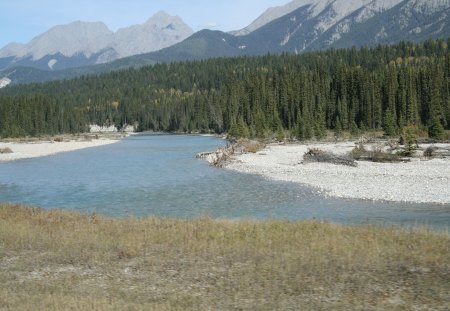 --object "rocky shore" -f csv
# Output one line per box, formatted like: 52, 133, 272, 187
0, 134, 123, 162
219, 140, 450, 204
